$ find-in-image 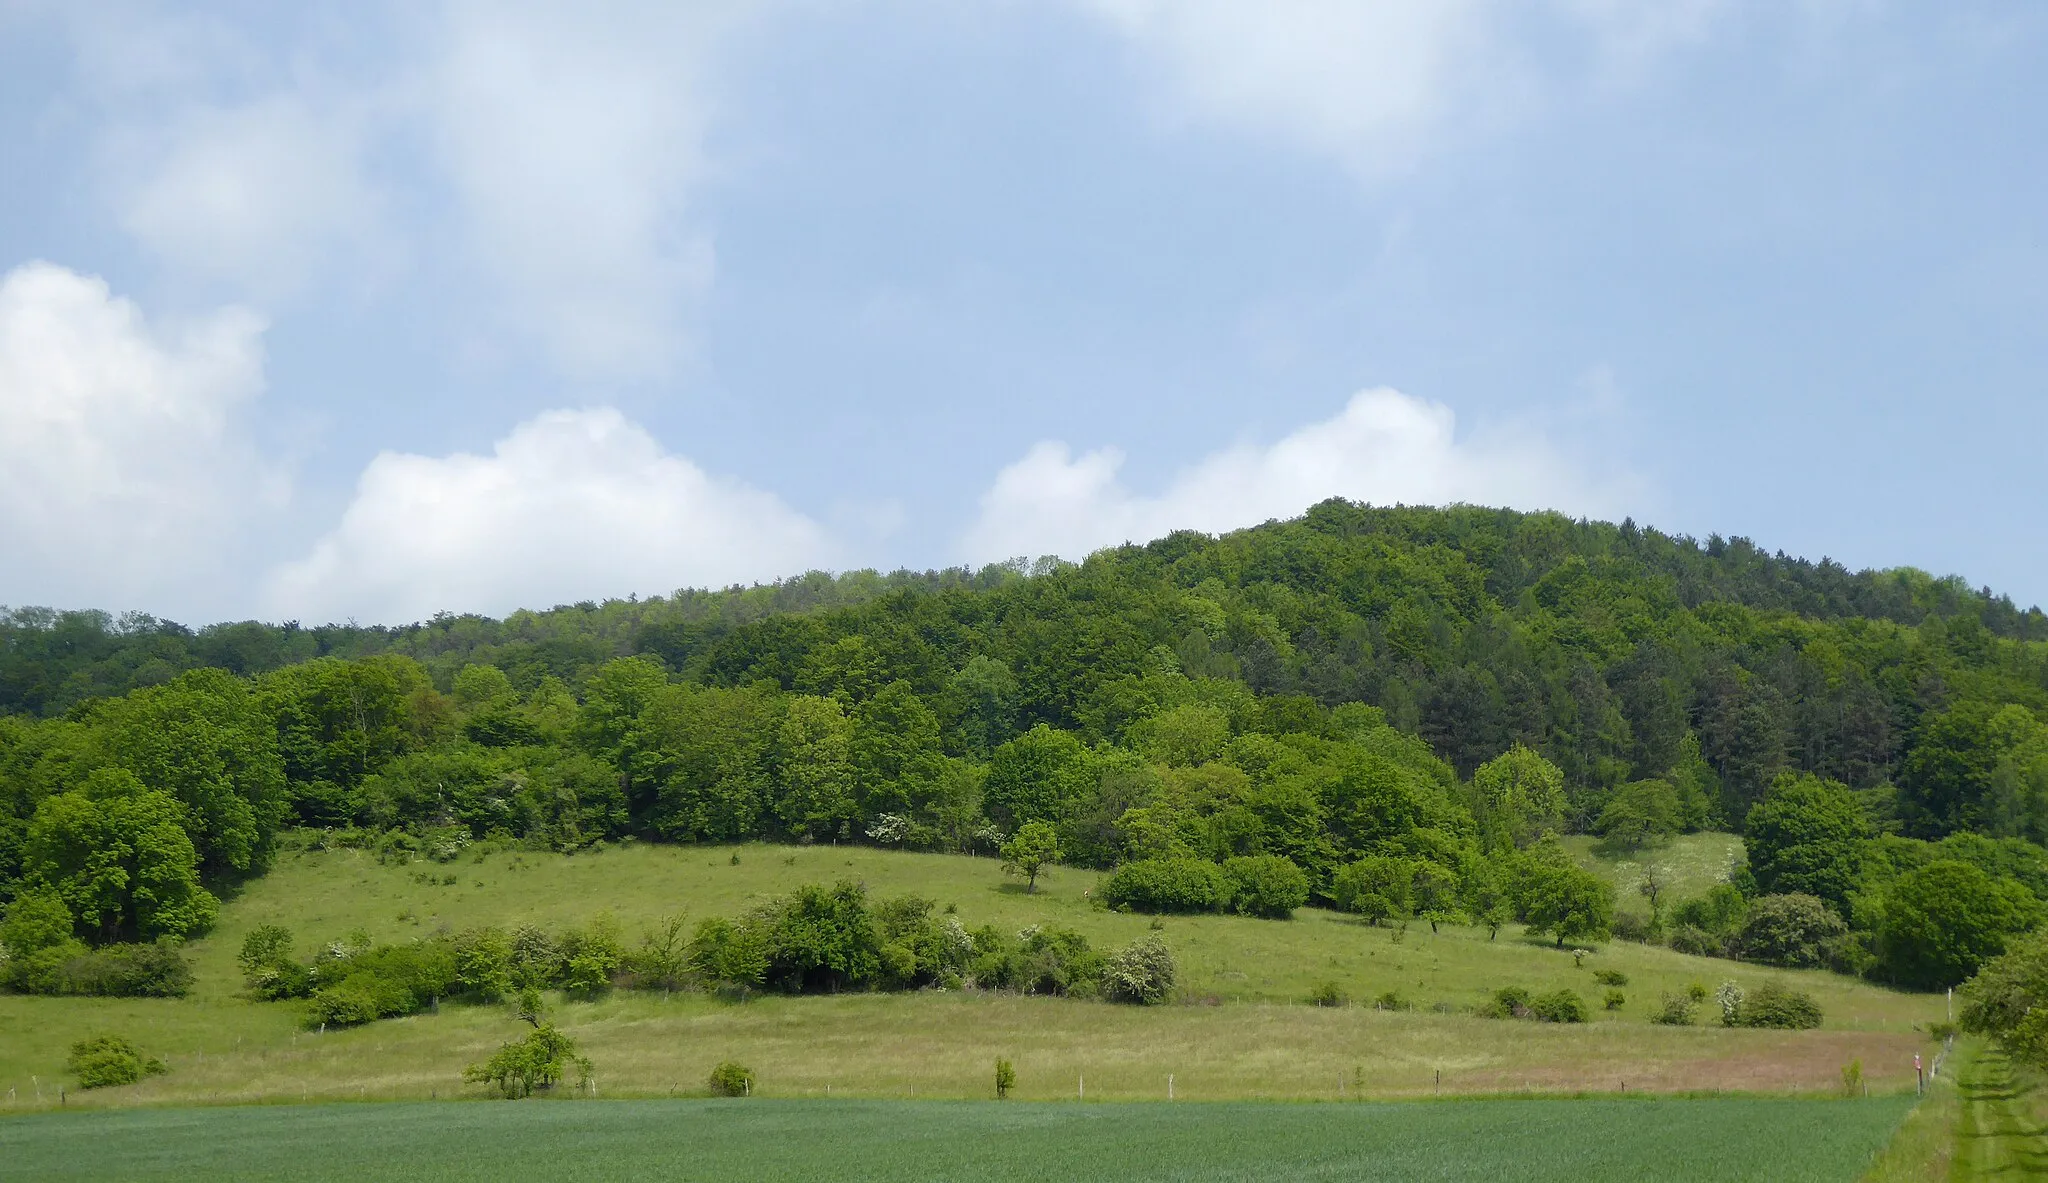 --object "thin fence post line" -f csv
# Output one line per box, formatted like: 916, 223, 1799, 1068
1079, 1074, 1084, 1101
1168, 1074, 1174, 1101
